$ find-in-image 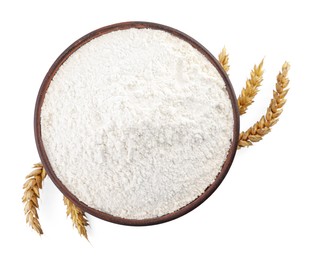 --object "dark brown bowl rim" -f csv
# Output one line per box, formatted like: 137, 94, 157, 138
34, 21, 240, 226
